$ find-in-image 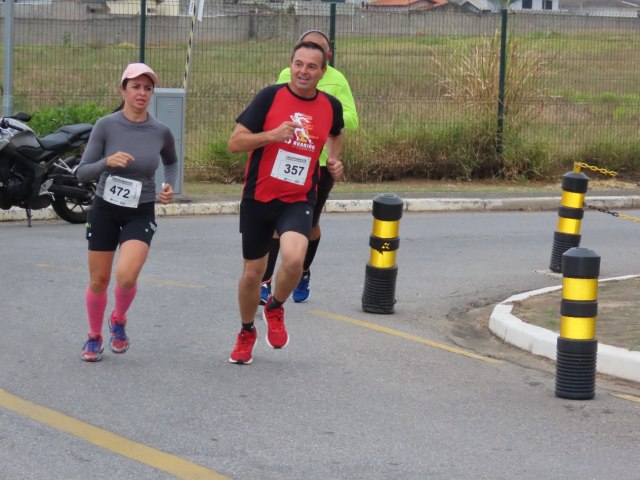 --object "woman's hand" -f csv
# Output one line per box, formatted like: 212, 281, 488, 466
106, 151, 135, 168
159, 183, 173, 205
